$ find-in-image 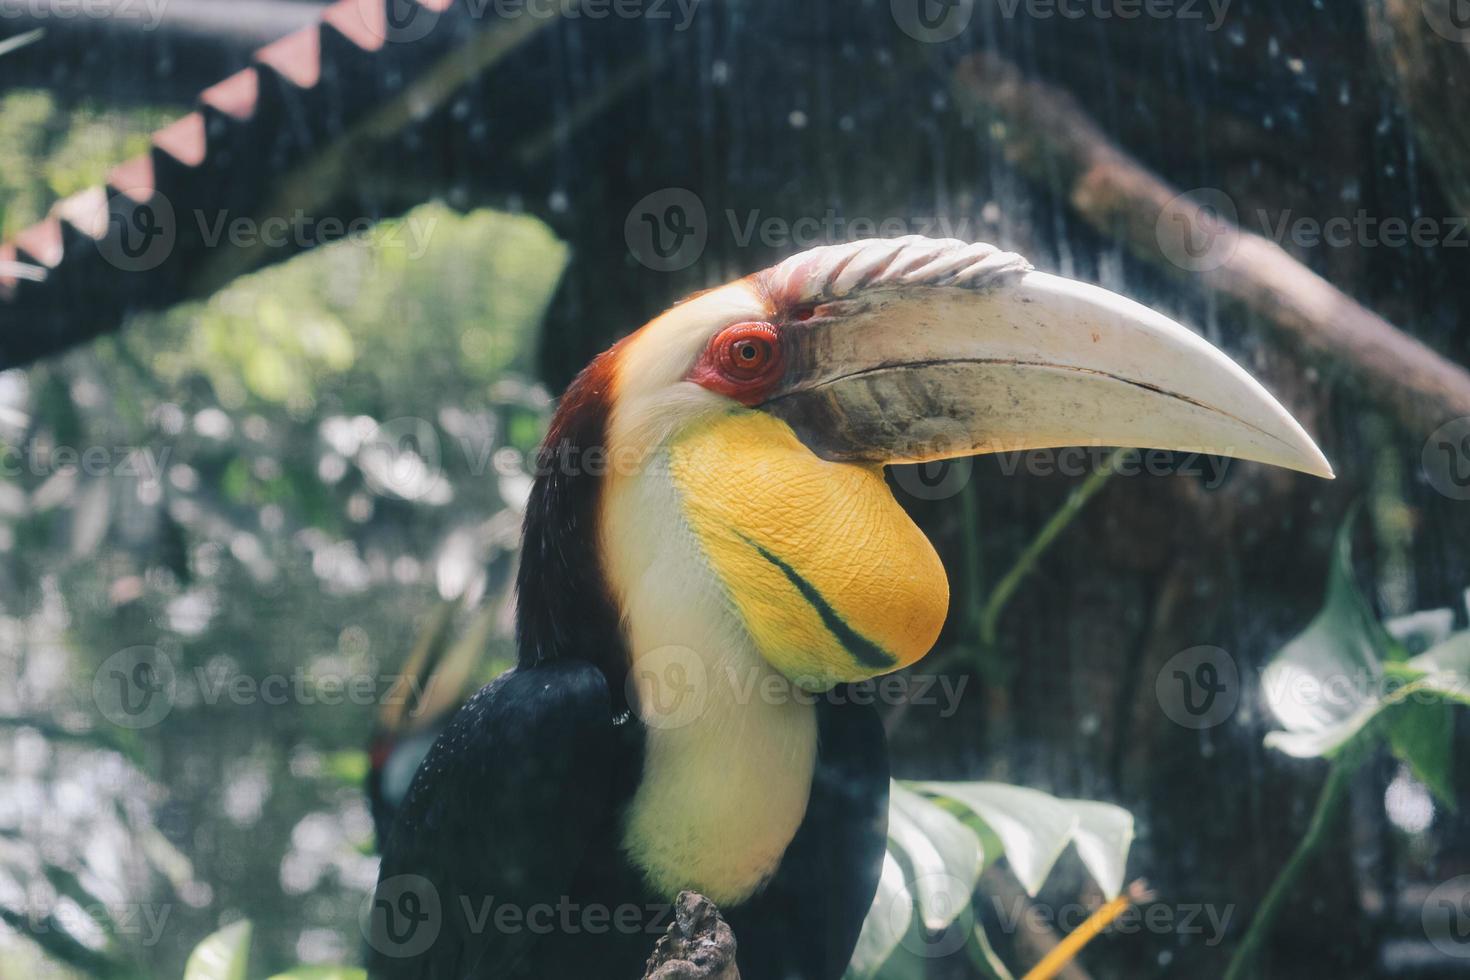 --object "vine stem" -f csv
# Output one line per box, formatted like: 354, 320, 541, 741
978, 450, 1132, 647
1222, 753, 1359, 980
